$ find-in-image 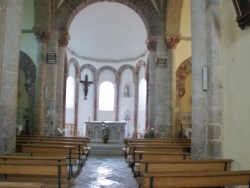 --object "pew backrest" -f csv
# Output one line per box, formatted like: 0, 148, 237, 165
139, 159, 233, 174
141, 170, 250, 188
134, 151, 191, 162
0, 182, 44, 188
